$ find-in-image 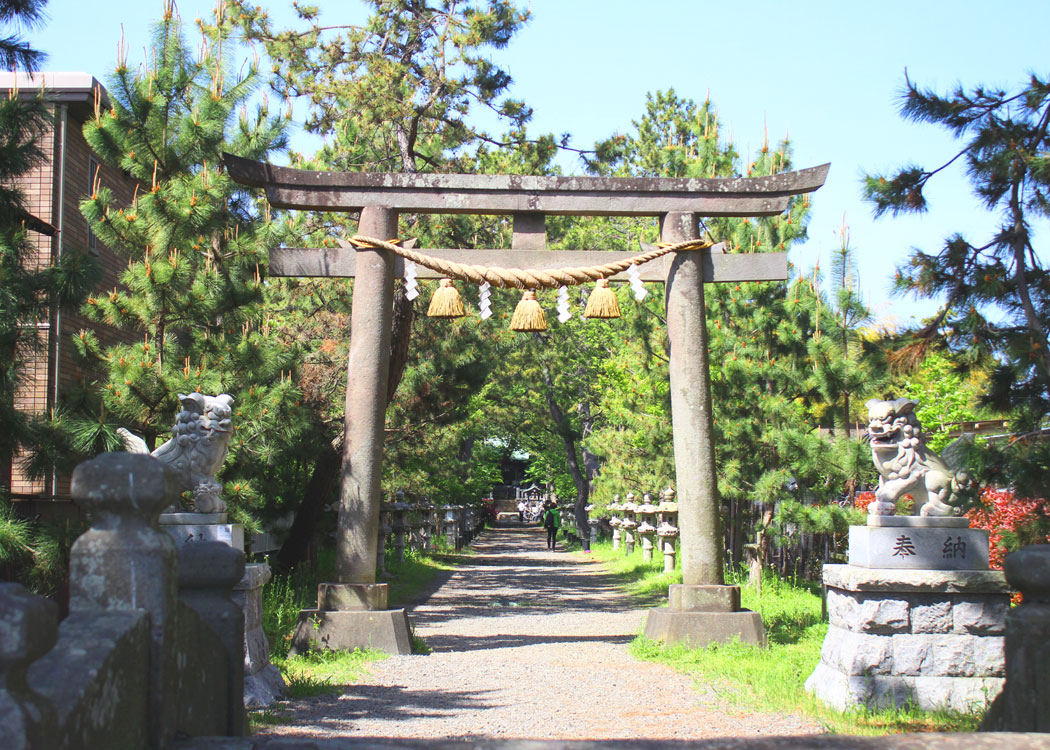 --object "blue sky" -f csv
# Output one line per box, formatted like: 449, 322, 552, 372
31, 0, 1050, 326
